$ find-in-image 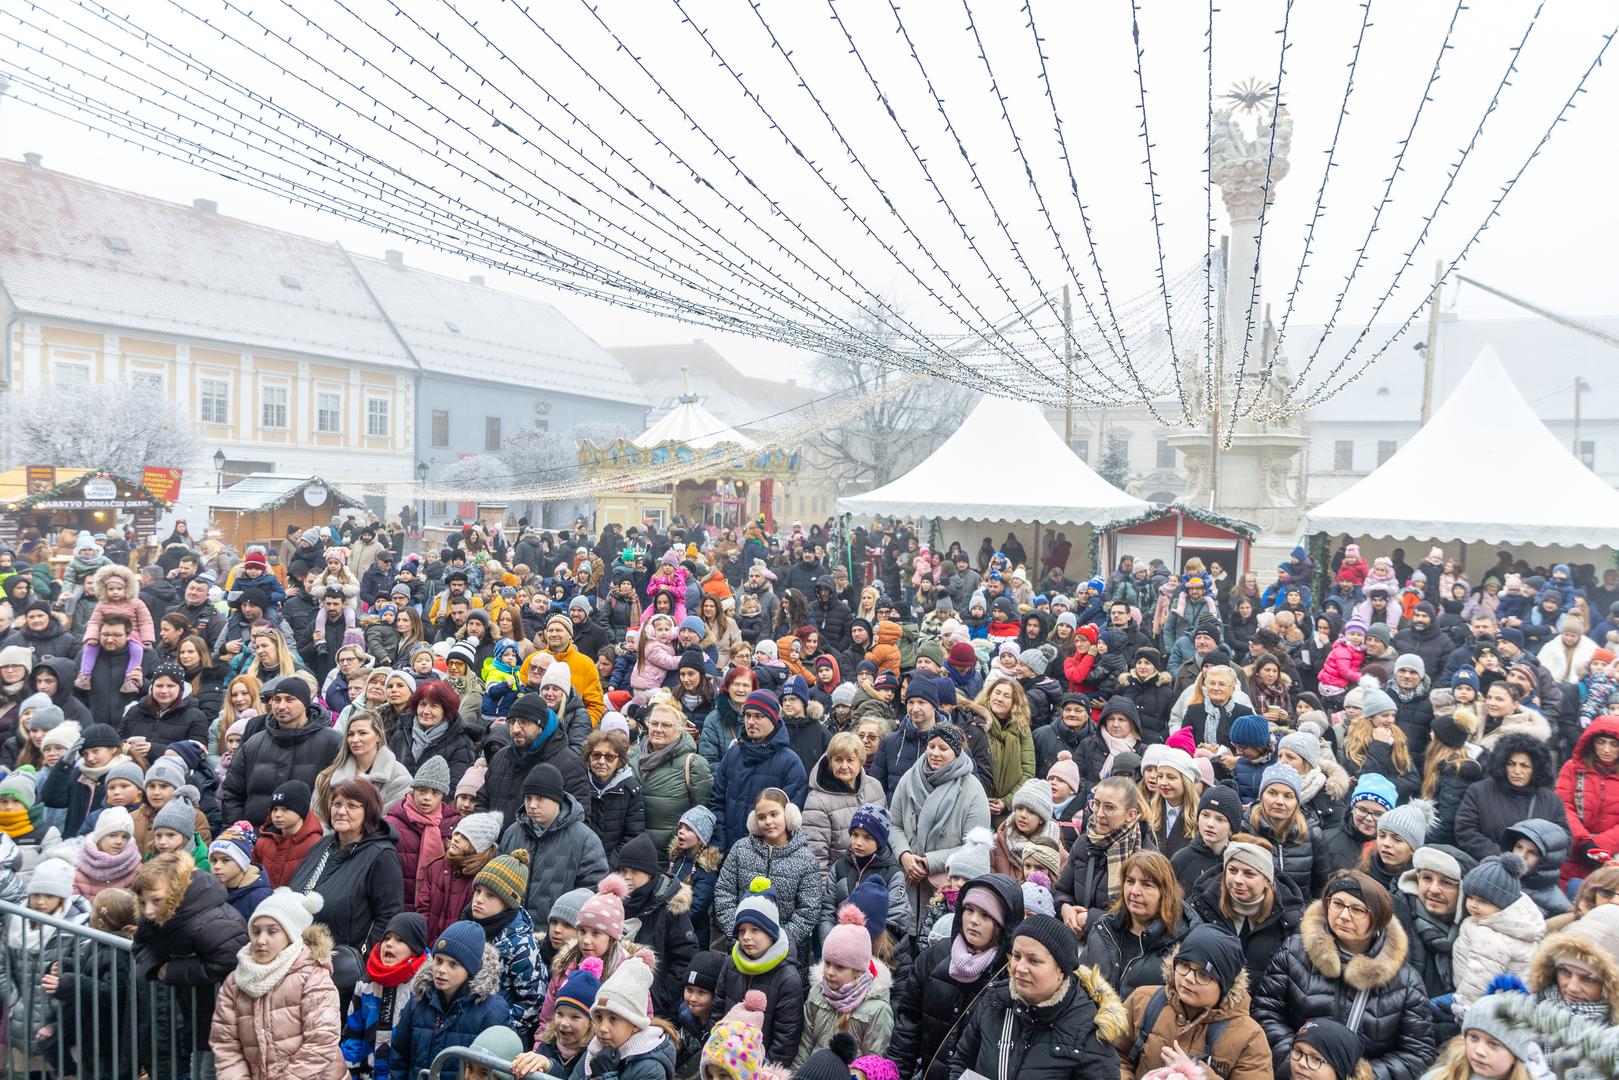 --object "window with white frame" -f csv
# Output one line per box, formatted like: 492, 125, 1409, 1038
366, 395, 390, 437
316, 390, 343, 434
260, 384, 289, 430
199, 378, 231, 424
54, 360, 92, 385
